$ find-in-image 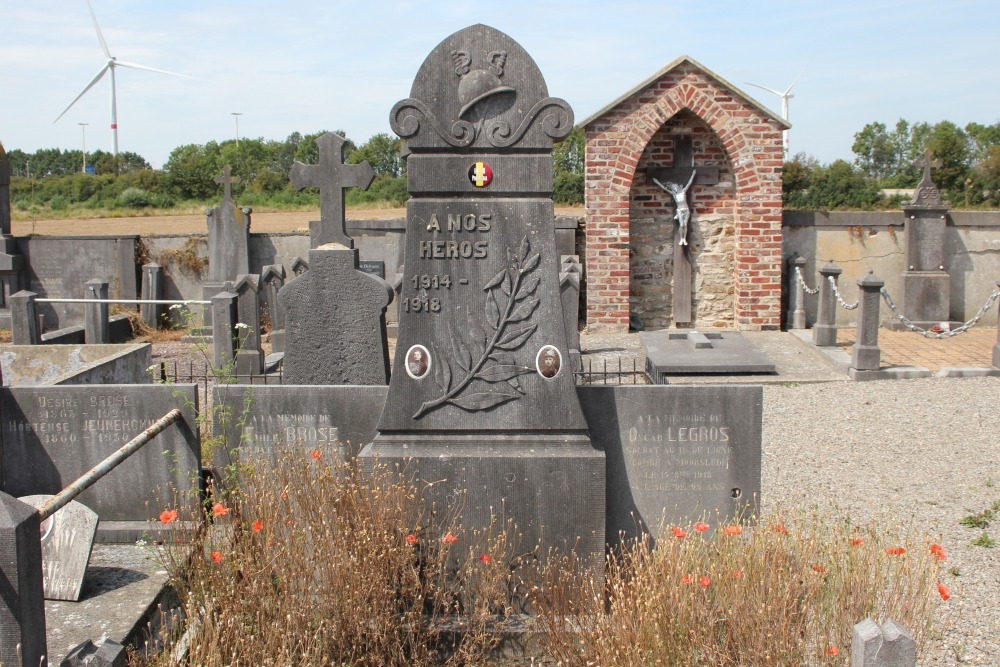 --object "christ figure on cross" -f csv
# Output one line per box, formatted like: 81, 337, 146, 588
652, 169, 697, 246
